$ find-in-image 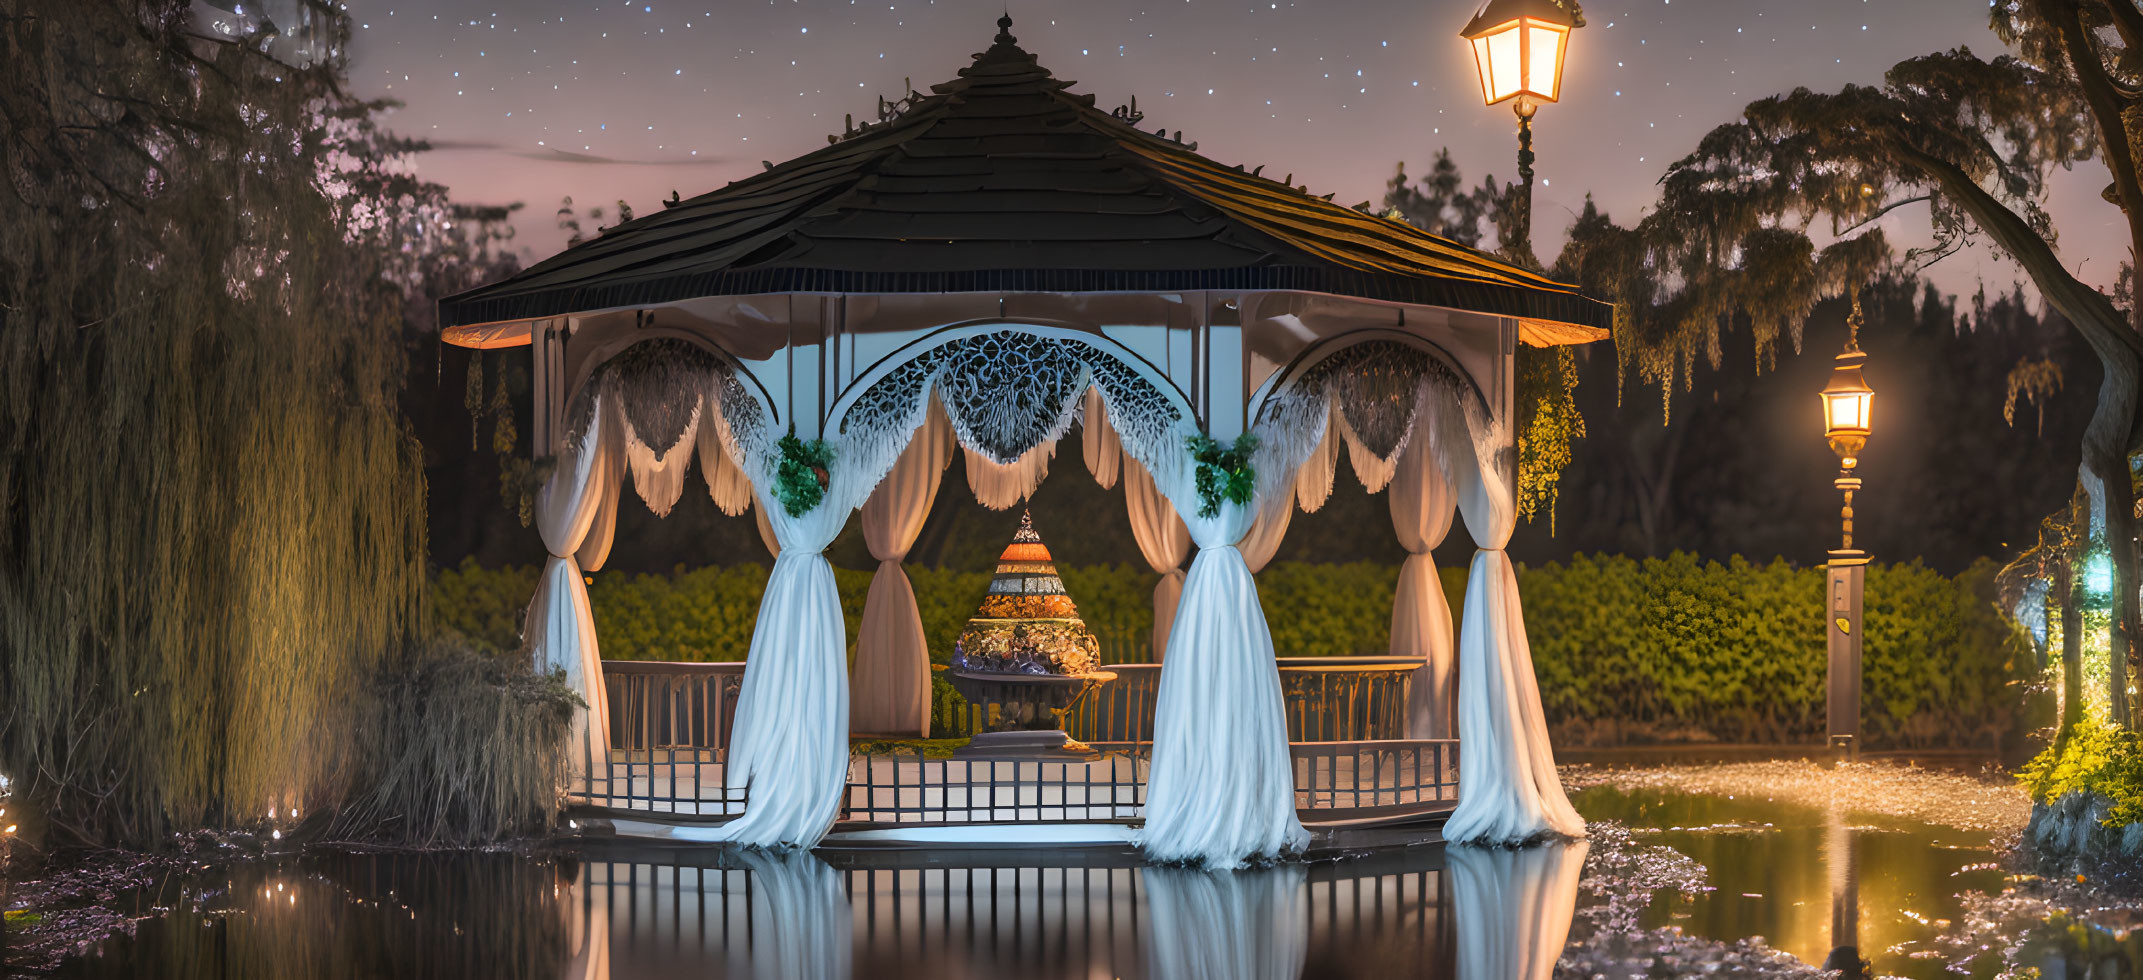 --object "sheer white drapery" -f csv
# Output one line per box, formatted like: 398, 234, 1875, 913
964, 441, 1054, 510
1138, 443, 1309, 866
1081, 386, 1122, 488
1291, 406, 1340, 513
695, 392, 756, 517
526, 393, 621, 790
1143, 866, 1308, 980
1438, 403, 1586, 844
1449, 841, 1590, 980
1389, 419, 1459, 739
1237, 483, 1295, 574
1123, 456, 1191, 662
621, 402, 700, 518
851, 401, 954, 736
